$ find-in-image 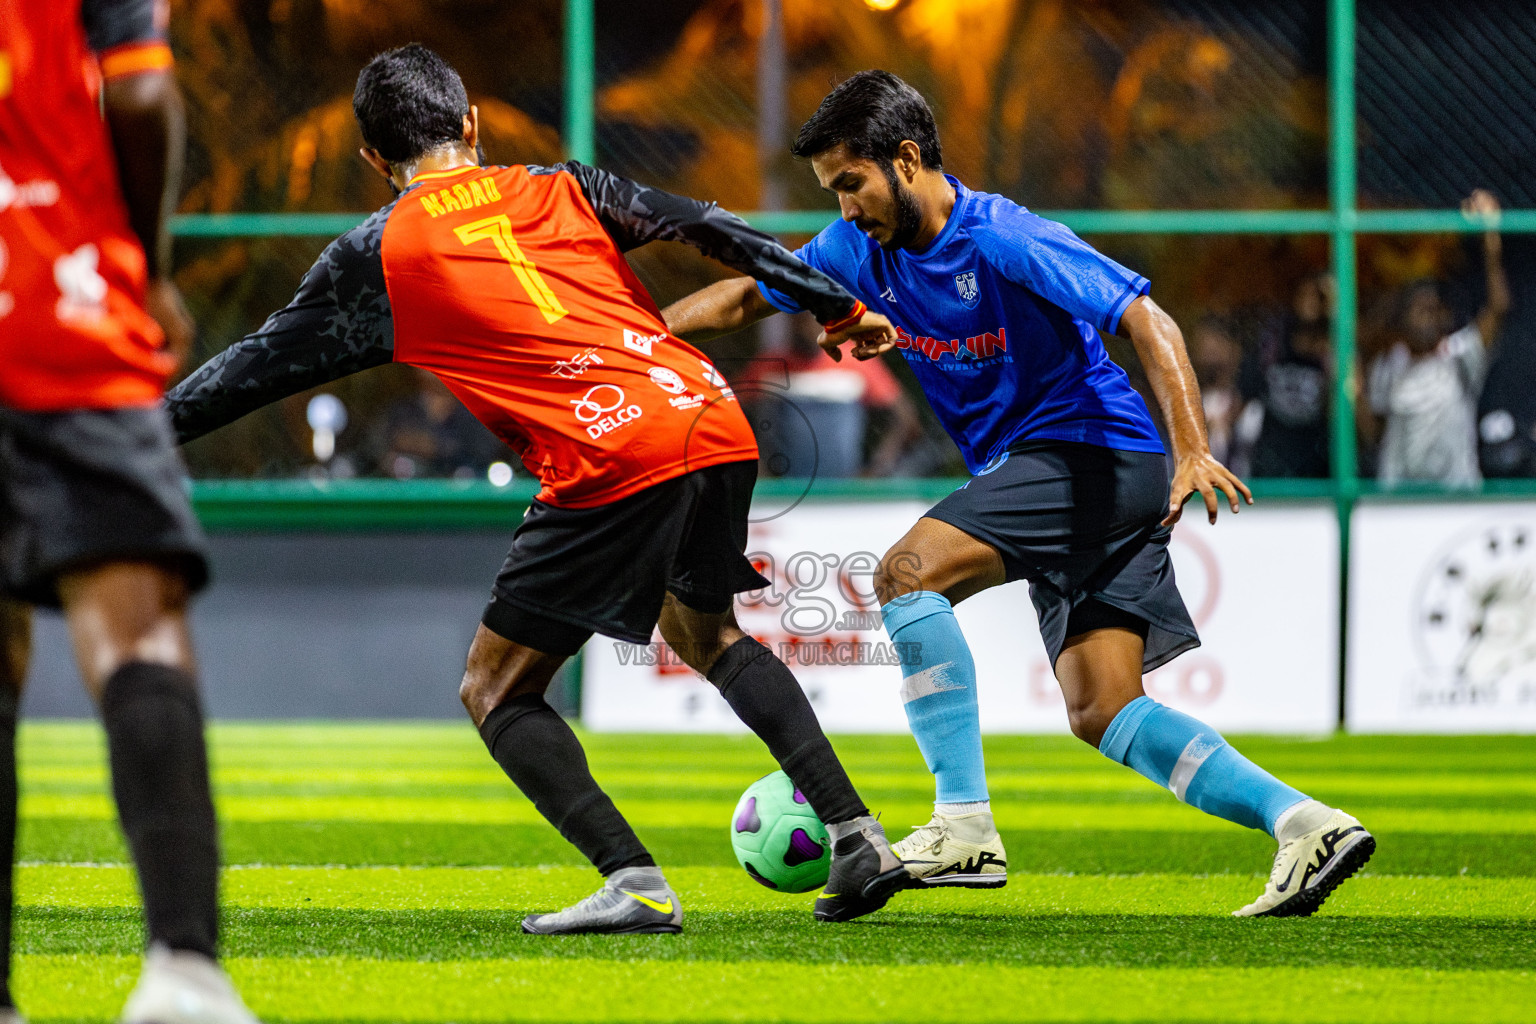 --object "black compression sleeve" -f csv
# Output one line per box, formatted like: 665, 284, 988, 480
706, 637, 867, 825
479, 695, 654, 875
548, 162, 860, 325
165, 210, 396, 444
